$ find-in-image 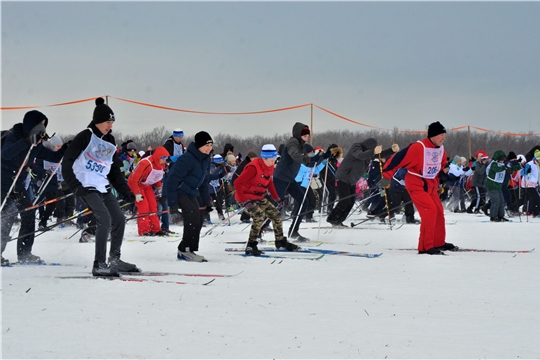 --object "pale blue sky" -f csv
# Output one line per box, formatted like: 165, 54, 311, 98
2, 1, 539, 138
